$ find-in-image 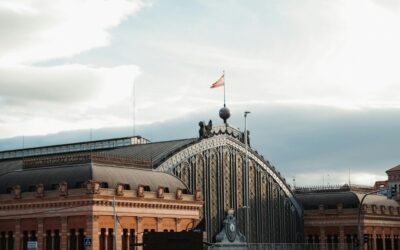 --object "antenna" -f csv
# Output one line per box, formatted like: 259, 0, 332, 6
90, 128, 93, 153
223, 70, 226, 107
22, 136, 25, 160
132, 80, 136, 137
348, 168, 351, 187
